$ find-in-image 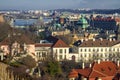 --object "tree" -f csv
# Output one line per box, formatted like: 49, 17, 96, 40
61, 60, 80, 73
19, 55, 36, 69
47, 61, 61, 76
